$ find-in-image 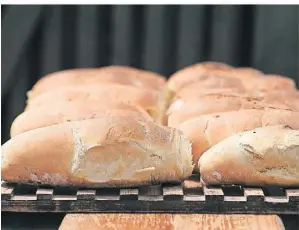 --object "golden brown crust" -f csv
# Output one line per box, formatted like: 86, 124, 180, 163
2, 116, 193, 187
199, 125, 299, 186
243, 74, 296, 92
178, 109, 299, 171
175, 77, 246, 93
25, 85, 165, 124
167, 63, 263, 92
28, 66, 166, 99
4, 62, 298, 188
167, 94, 293, 128
10, 102, 153, 137
174, 87, 250, 101
172, 88, 299, 112
167, 63, 296, 96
